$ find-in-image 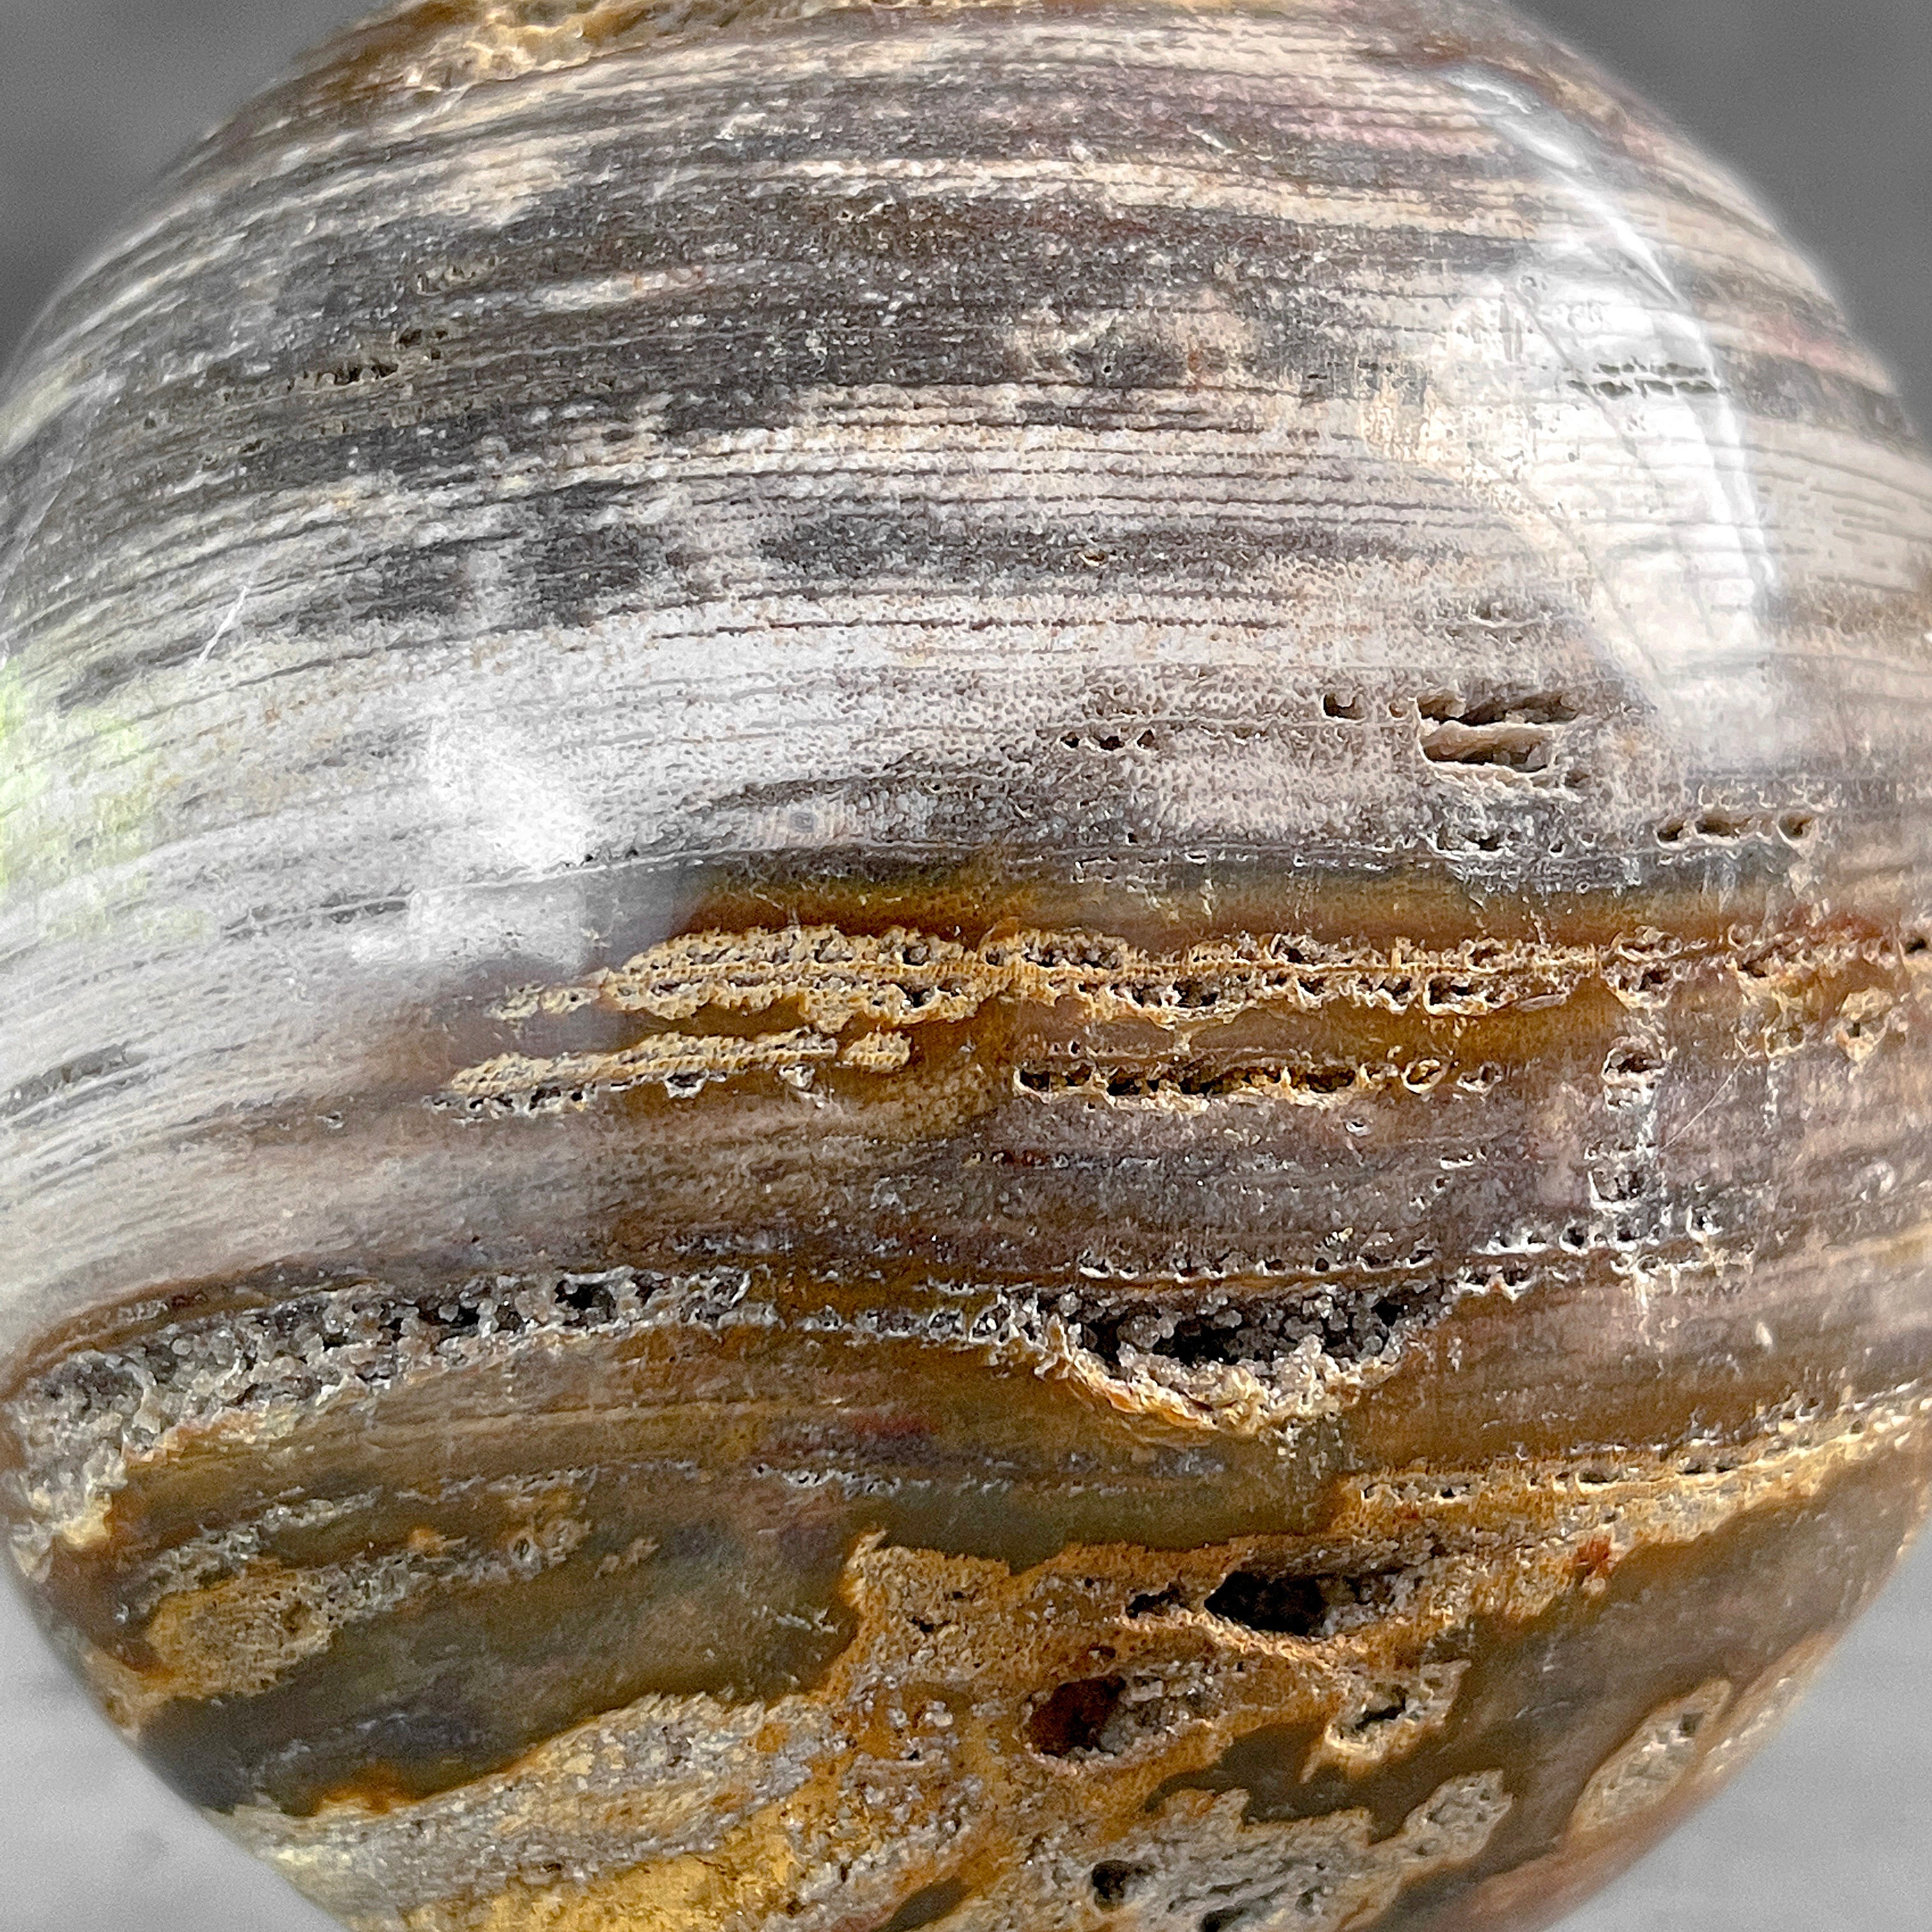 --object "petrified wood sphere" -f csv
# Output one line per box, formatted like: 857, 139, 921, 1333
3, 1, 1931, 1928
